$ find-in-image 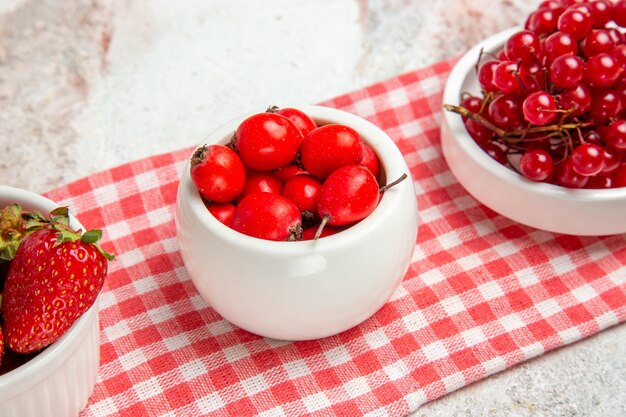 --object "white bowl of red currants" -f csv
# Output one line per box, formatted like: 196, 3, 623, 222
175, 105, 418, 340
0, 186, 104, 417
441, 1, 626, 236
